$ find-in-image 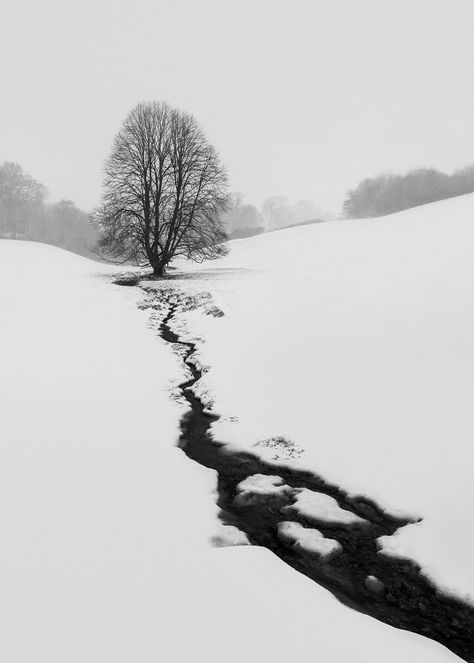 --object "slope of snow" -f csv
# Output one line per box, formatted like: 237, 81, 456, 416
0, 239, 458, 661
166, 193, 474, 601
